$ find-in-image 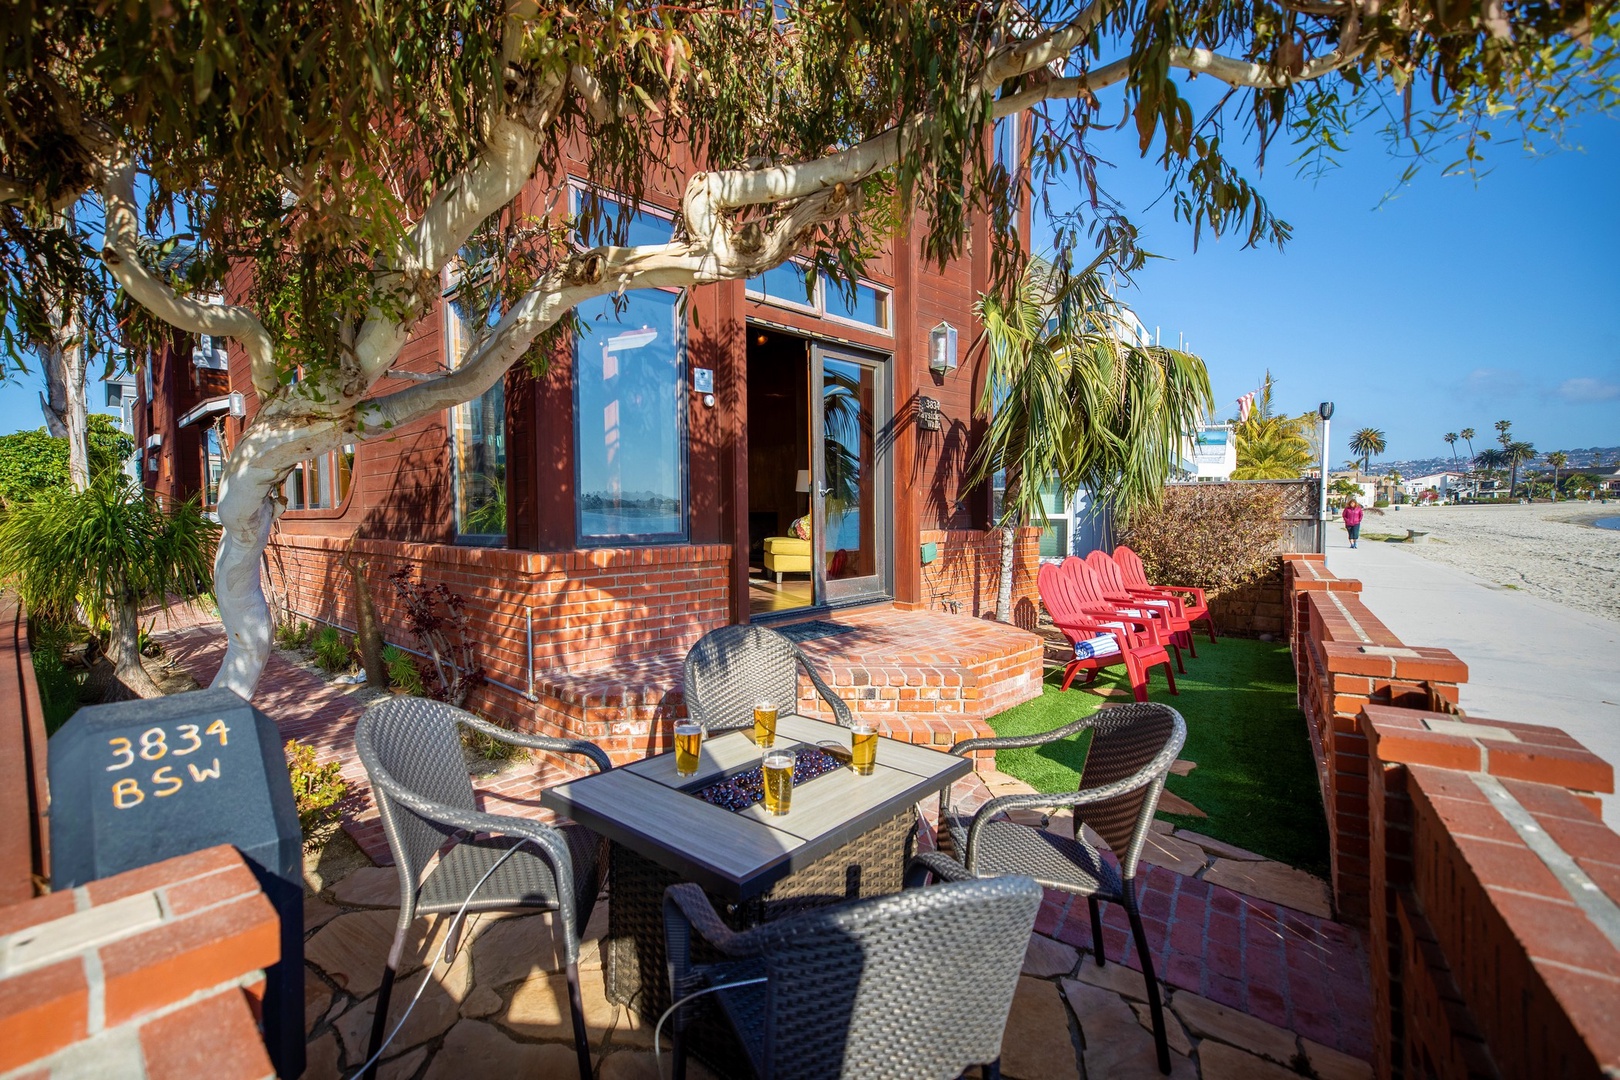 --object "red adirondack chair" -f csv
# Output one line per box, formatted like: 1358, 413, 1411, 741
1037, 558, 1177, 702
1112, 545, 1217, 644
1084, 549, 1191, 668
